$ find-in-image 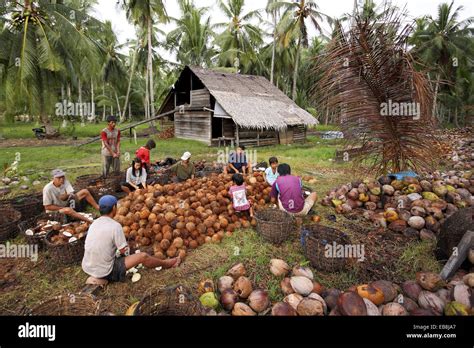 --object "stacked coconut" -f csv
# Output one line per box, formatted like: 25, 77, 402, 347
438, 128, 474, 170
270, 258, 474, 316
113, 172, 271, 260
199, 263, 271, 316
321, 171, 473, 241
270, 260, 328, 316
